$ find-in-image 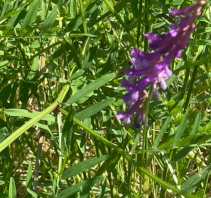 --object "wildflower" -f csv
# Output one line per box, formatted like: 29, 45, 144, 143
117, 0, 204, 128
